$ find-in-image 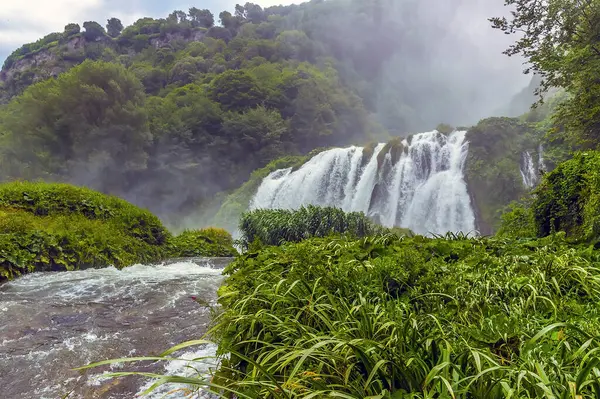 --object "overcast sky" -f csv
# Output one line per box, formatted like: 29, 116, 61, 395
0, 0, 298, 64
